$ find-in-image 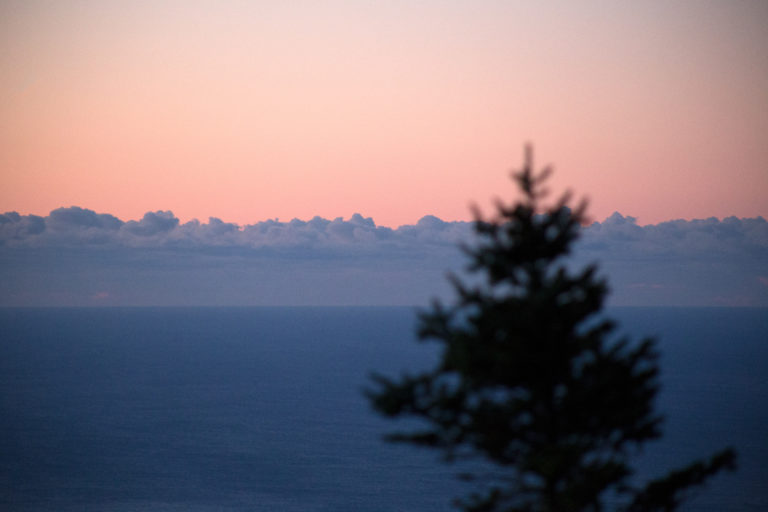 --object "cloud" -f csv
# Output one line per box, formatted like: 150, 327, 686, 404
581, 212, 768, 259
0, 211, 45, 240
0, 207, 765, 306
575, 212, 768, 306
48, 206, 123, 230
123, 211, 179, 237
0, 206, 472, 253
